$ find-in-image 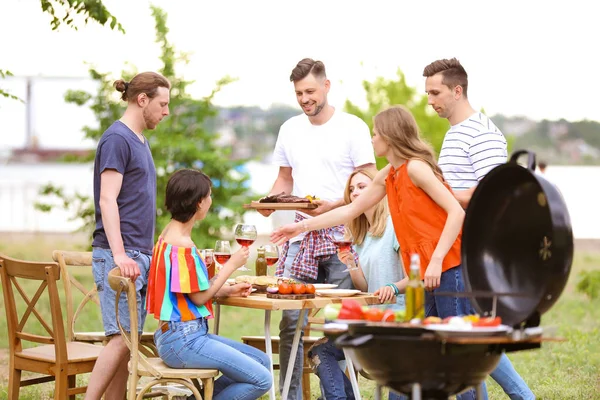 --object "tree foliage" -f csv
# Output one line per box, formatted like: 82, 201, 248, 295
36, 6, 252, 249
344, 69, 450, 169
39, 0, 124, 32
